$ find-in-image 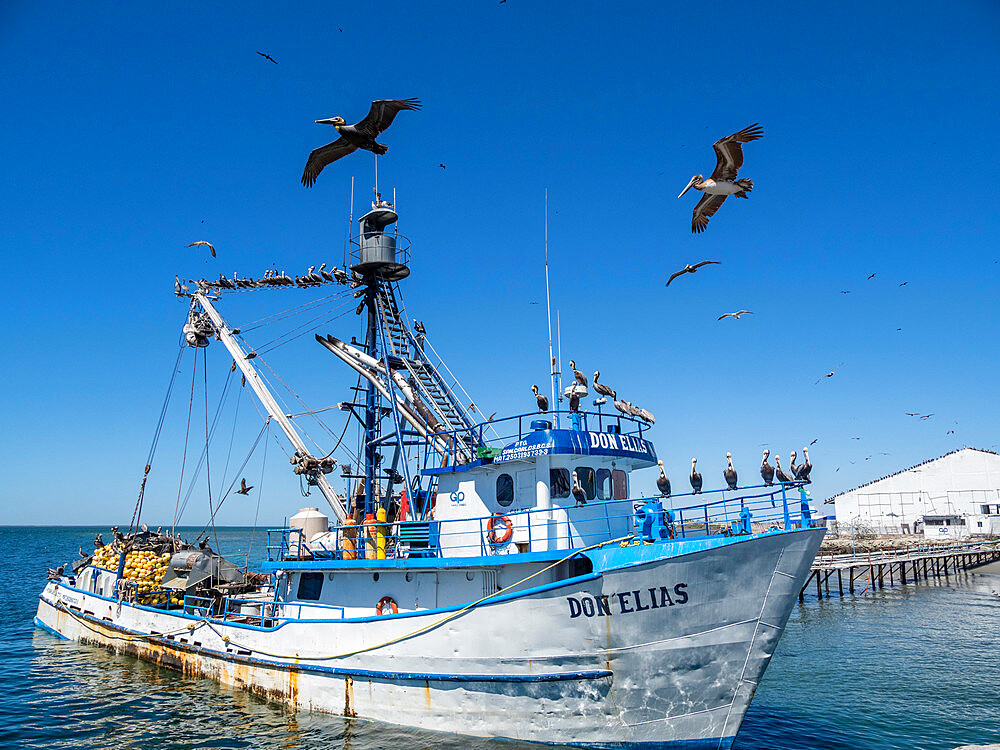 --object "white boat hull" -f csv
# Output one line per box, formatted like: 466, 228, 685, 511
36, 528, 823, 748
